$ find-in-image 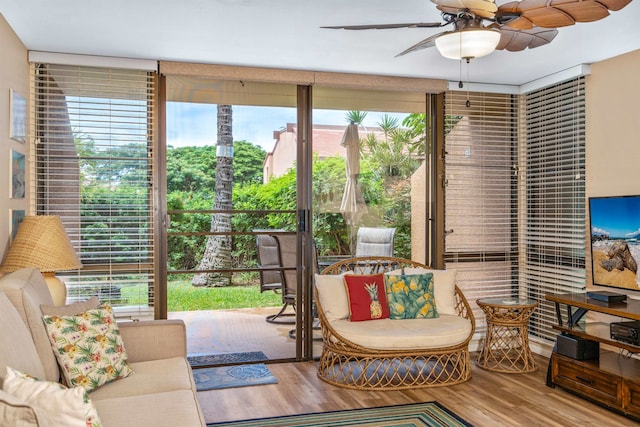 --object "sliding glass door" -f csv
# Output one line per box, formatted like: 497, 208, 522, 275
162, 77, 309, 362
311, 87, 431, 268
